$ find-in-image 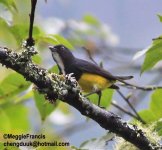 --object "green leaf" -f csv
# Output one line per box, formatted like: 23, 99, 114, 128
32, 55, 42, 64
70, 146, 80, 150
0, 73, 31, 100
157, 14, 162, 22
138, 109, 158, 123
0, 17, 9, 28
53, 34, 74, 50
34, 91, 57, 121
83, 15, 100, 27
100, 89, 114, 108
49, 65, 59, 74
0, 0, 17, 12
154, 120, 162, 136
10, 24, 42, 45
88, 89, 113, 108
14, 91, 33, 103
150, 89, 162, 118
0, 17, 10, 37
56, 101, 71, 114
40, 35, 59, 45
0, 18, 18, 47
41, 34, 74, 50
87, 93, 99, 105
138, 89, 162, 124
0, 104, 29, 133
141, 39, 162, 73
0, 109, 11, 131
